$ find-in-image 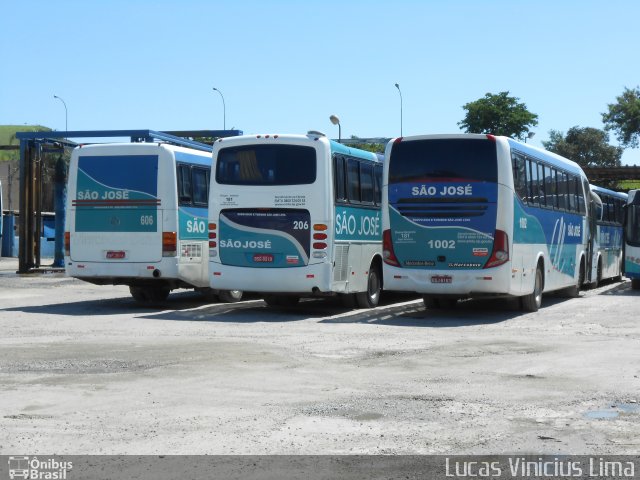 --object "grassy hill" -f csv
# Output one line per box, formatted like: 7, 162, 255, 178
0, 125, 51, 162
